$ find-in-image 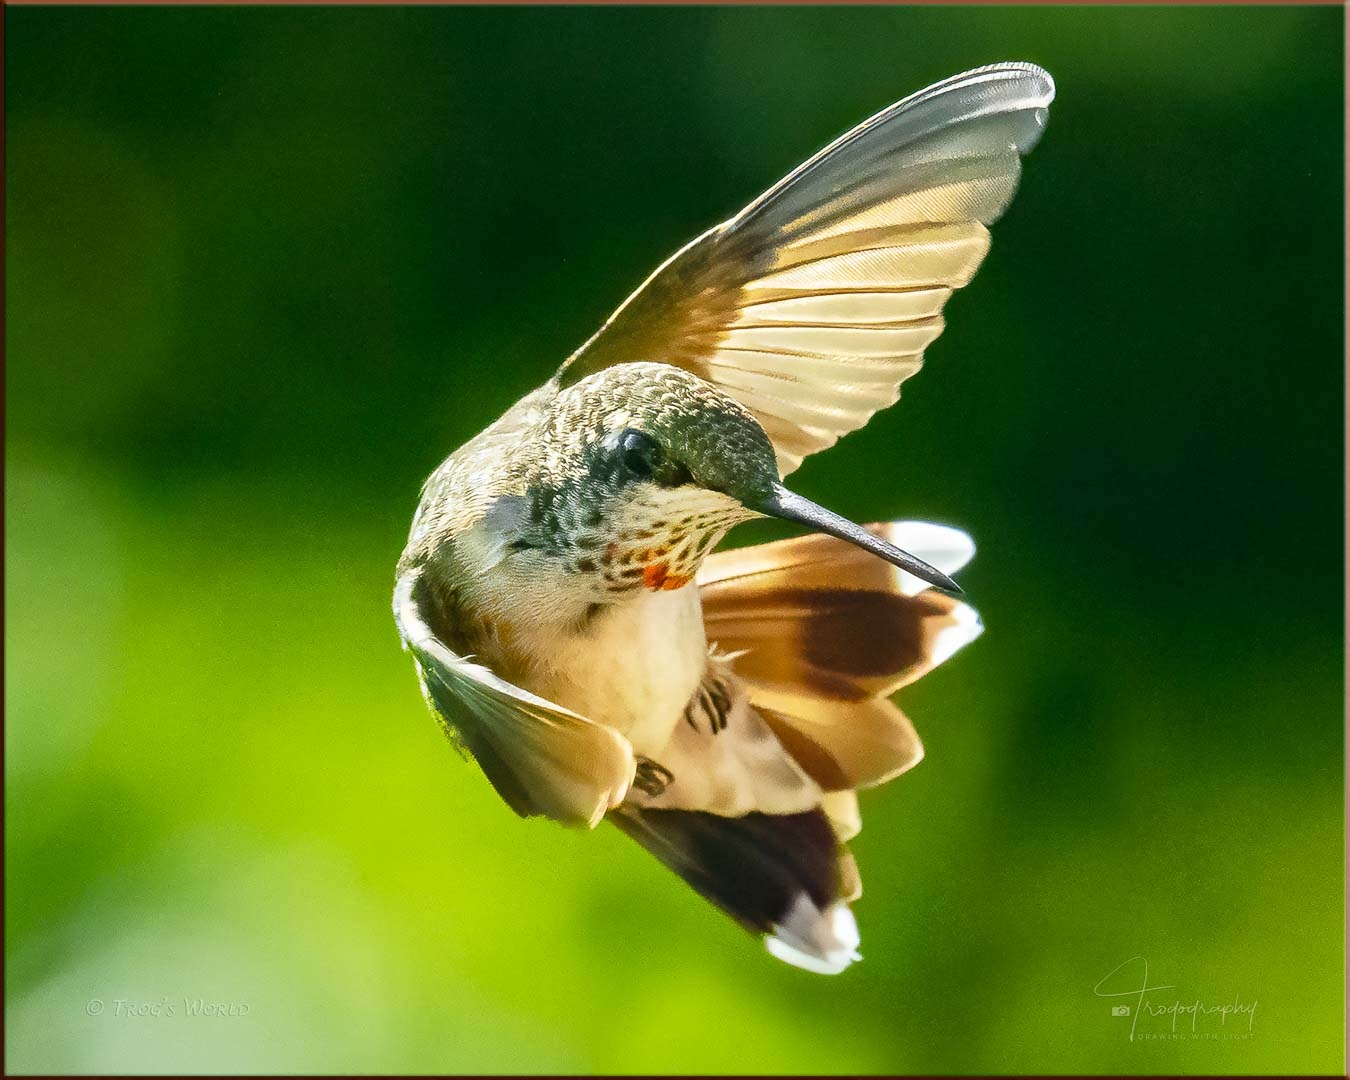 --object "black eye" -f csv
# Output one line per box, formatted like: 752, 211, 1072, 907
618, 428, 661, 478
